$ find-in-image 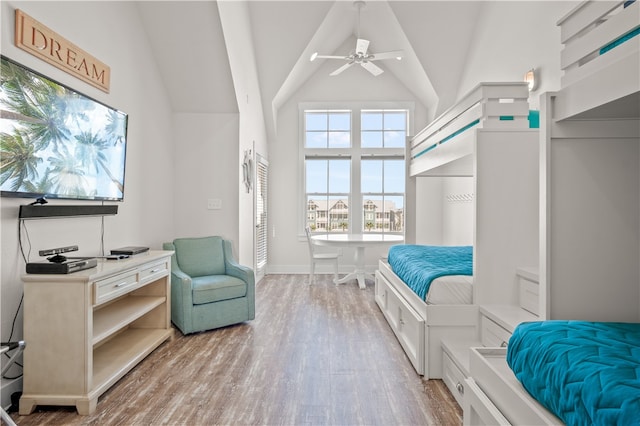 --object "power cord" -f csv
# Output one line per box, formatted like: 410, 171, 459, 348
2, 295, 24, 380
3, 220, 30, 380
